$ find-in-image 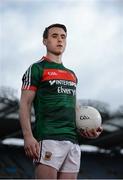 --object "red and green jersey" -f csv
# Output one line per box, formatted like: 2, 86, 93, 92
22, 57, 78, 143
